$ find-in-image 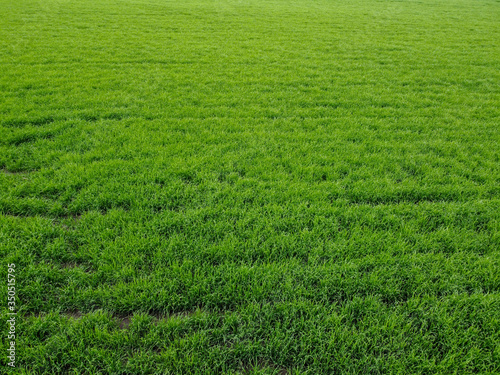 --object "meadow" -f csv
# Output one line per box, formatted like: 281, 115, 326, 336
0, 0, 499, 373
